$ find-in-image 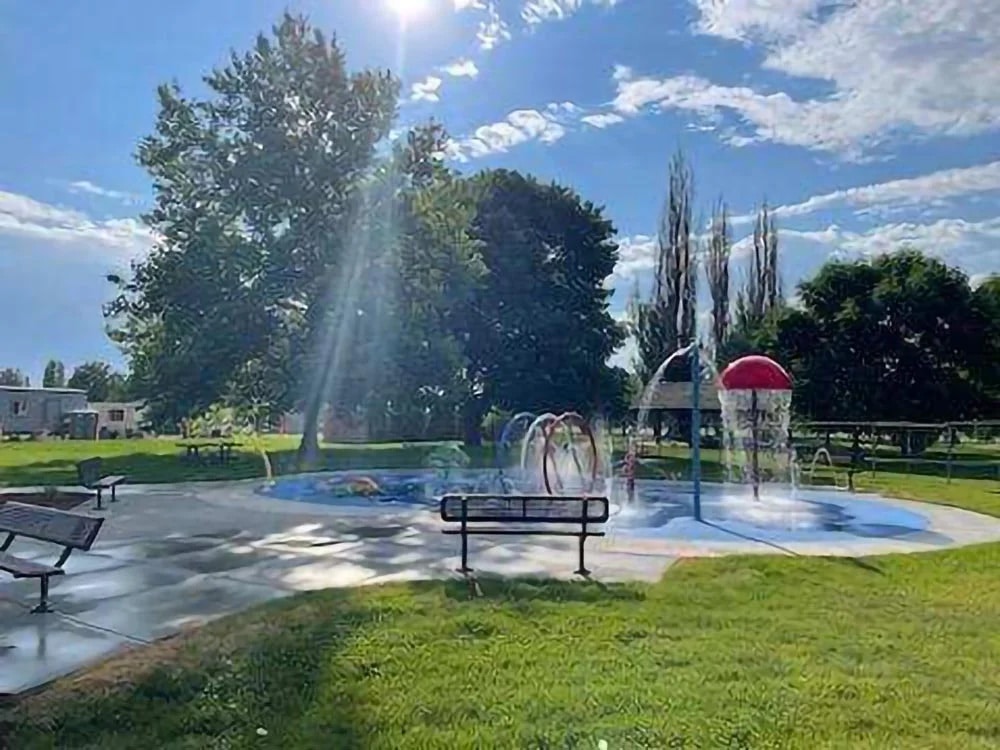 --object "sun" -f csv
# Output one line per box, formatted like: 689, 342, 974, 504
386, 0, 429, 21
